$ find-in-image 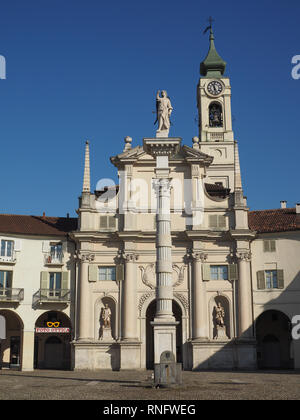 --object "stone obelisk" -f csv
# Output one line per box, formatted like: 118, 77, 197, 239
143, 90, 181, 363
